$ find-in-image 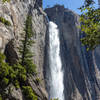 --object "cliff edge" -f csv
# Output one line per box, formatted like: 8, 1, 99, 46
0, 0, 48, 100
45, 5, 100, 100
